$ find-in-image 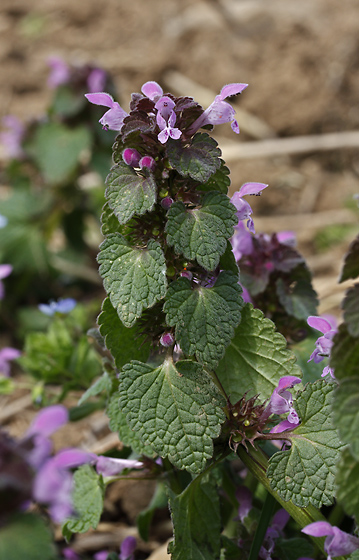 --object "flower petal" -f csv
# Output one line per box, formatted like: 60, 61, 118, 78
52, 448, 97, 469
307, 316, 333, 334
26, 405, 68, 438
219, 83, 248, 100
96, 456, 143, 477
302, 521, 334, 538
238, 182, 269, 197
141, 81, 163, 101
85, 92, 115, 108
